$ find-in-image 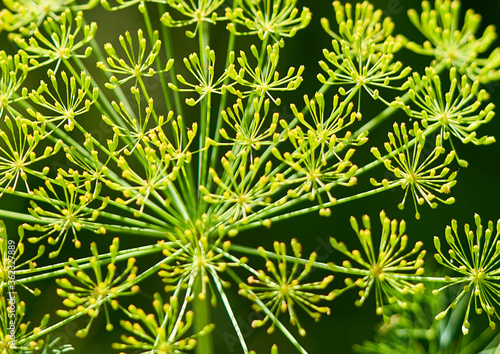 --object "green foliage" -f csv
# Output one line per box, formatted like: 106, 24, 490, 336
0, 0, 498, 353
